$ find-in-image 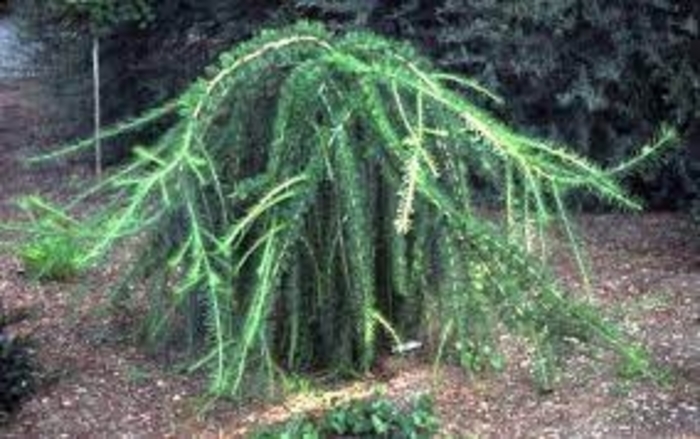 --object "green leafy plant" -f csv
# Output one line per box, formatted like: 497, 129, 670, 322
252, 394, 438, 438
26, 22, 675, 398
252, 416, 319, 439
